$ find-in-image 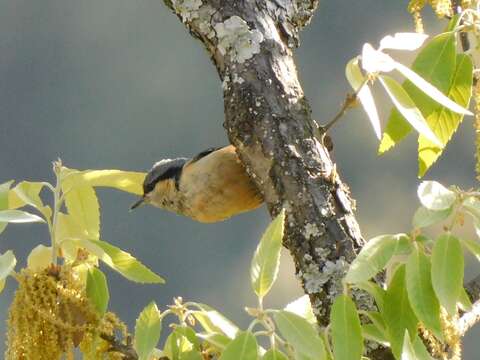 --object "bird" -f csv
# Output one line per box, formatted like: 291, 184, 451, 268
130, 145, 263, 222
